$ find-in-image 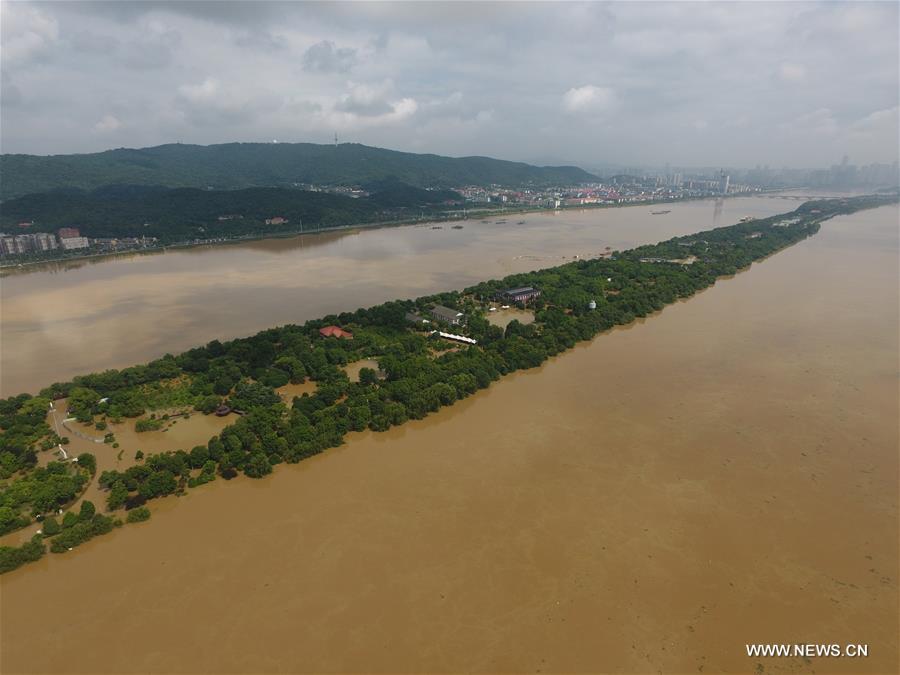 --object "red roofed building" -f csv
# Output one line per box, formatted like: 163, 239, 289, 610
319, 325, 353, 339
